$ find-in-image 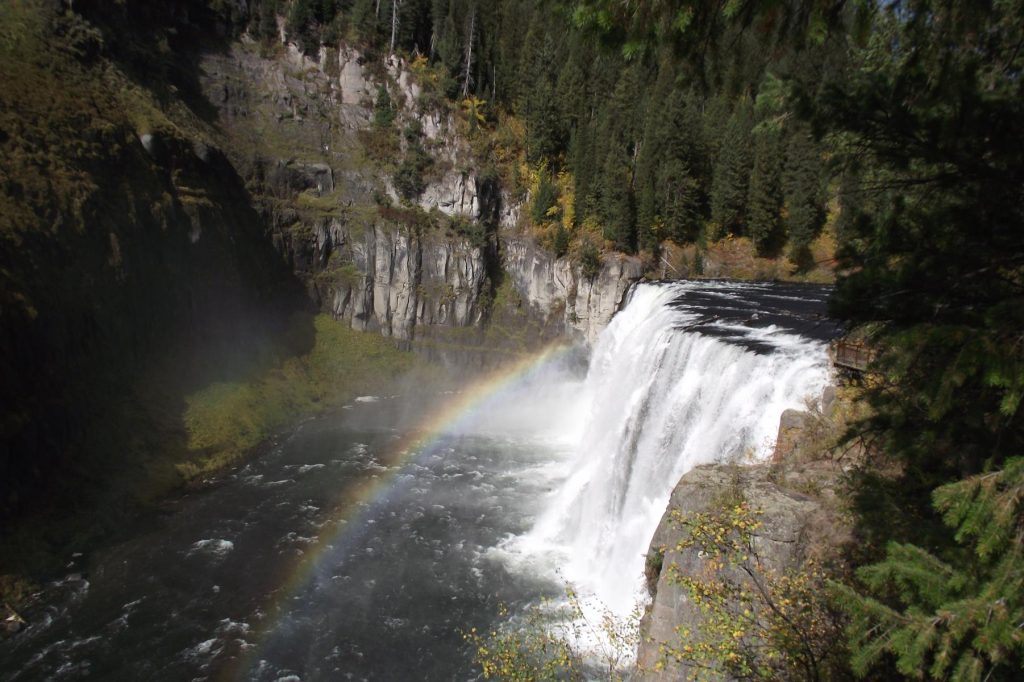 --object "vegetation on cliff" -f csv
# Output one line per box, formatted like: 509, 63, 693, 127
573, 1, 1024, 679
242, 0, 839, 280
